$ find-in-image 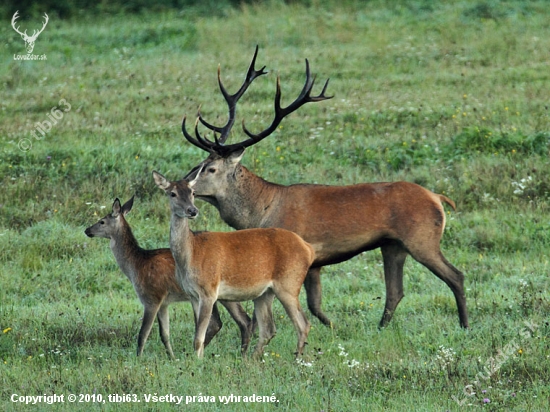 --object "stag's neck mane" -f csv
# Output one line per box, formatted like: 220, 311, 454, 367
216, 164, 283, 230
